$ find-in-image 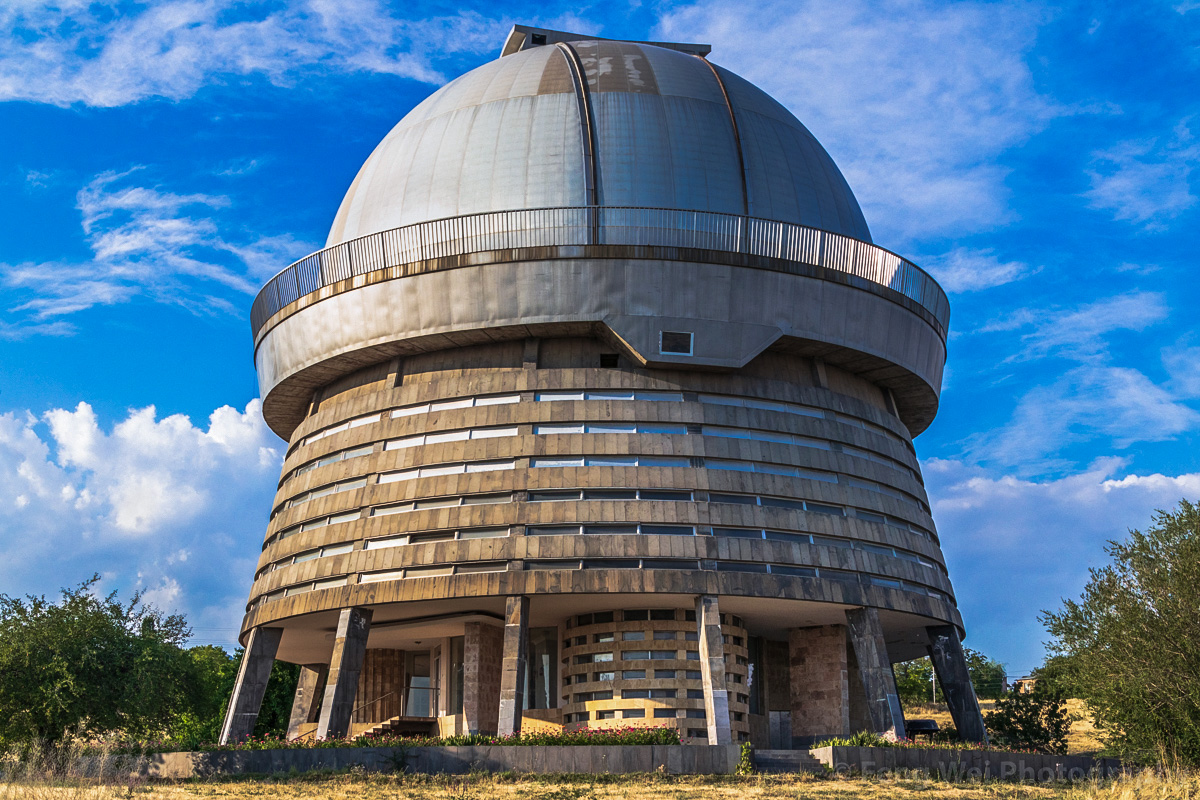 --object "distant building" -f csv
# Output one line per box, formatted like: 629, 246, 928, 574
220, 25, 988, 749
1014, 676, 1039, 694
